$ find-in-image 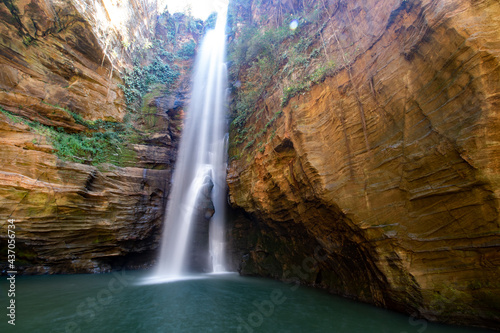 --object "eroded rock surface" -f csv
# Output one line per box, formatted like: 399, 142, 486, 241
0, 131, 169, 273
227, 0, 500, 328
0, 0, 192, 273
